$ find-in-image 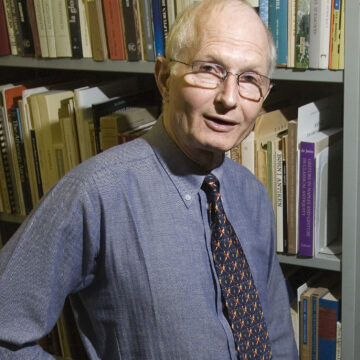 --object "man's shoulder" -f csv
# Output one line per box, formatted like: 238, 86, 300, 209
68, 138, 154, 181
